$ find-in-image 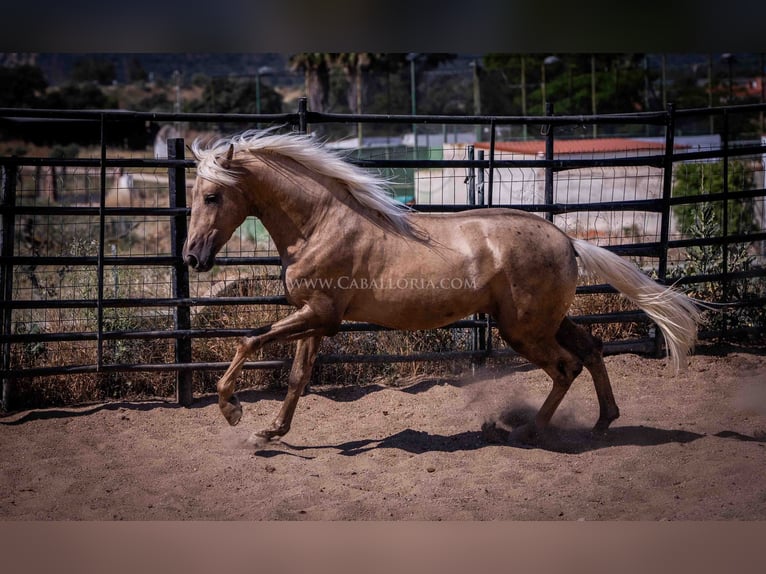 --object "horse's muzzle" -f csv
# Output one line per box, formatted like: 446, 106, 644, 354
181, 239, 198, 269
184, 252, 215, 272
182, 236, 216, 272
